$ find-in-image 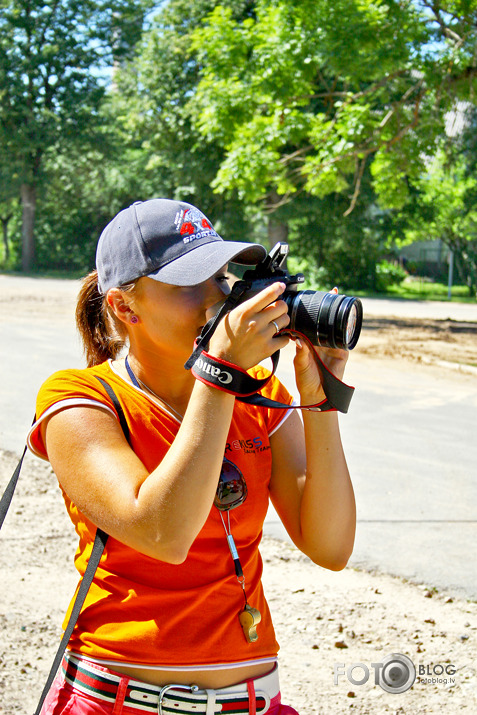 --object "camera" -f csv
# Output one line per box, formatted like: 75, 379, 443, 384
236, 242, 363, 350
